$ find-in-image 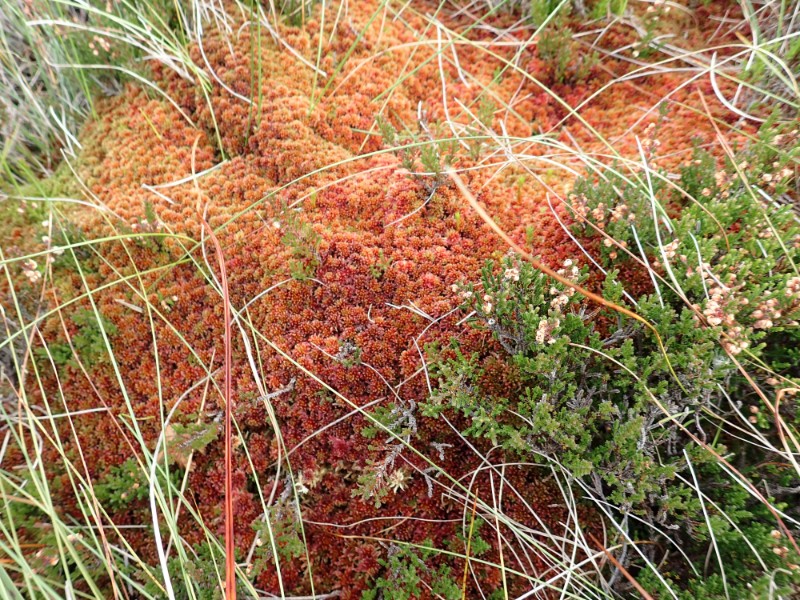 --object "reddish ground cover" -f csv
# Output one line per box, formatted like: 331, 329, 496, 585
6, 1, 754, 595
